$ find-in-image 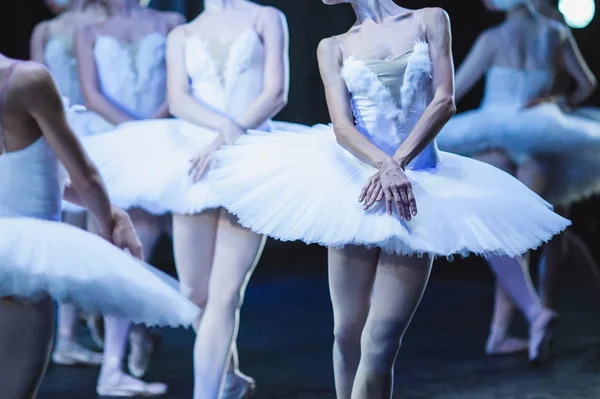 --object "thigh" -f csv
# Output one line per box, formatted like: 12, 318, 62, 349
328, 246, 380, 328
0, 297, 55, 399
206, 210, 267, 302
366, 253, 433, 338
473, 149, 515, 174
516, 157, 547, 195
173, 210, 220, 307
